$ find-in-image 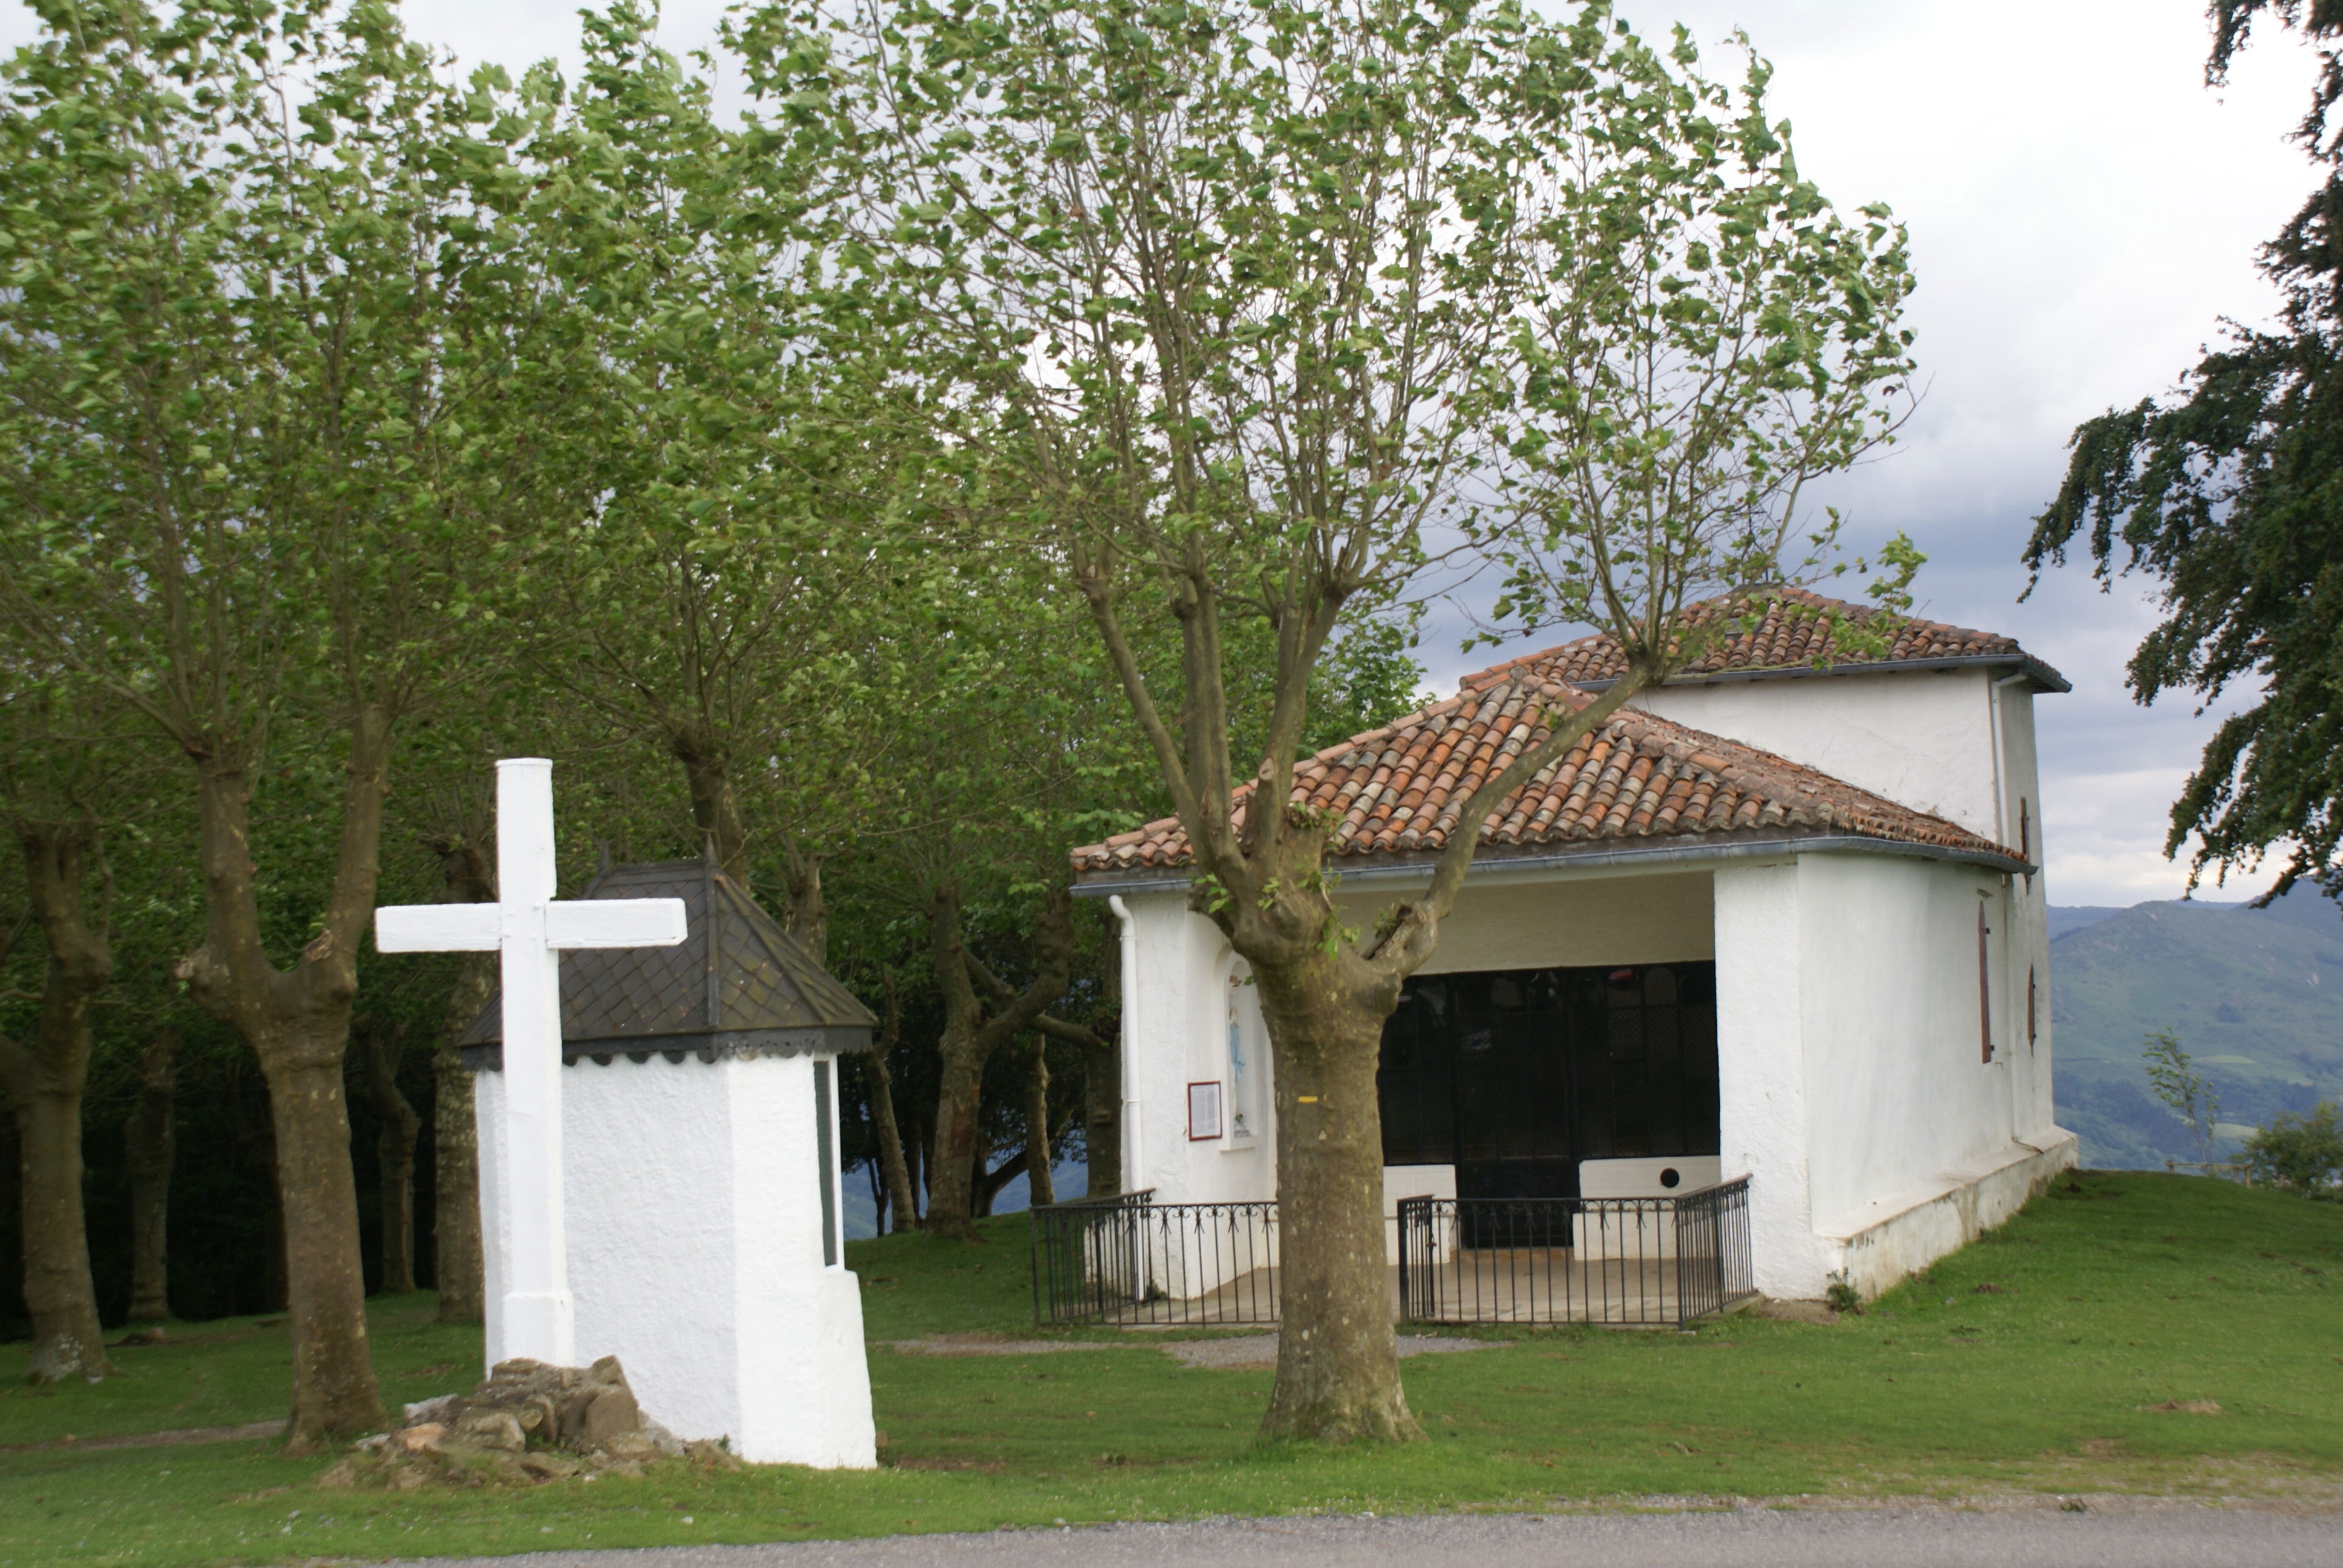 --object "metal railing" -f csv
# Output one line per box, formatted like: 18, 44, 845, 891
1031, 1177, 1752, 1328
1030, 1189, 1280, 1325
2166, 1160, 2253, 1184
1397, 1177, 1754, 1327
